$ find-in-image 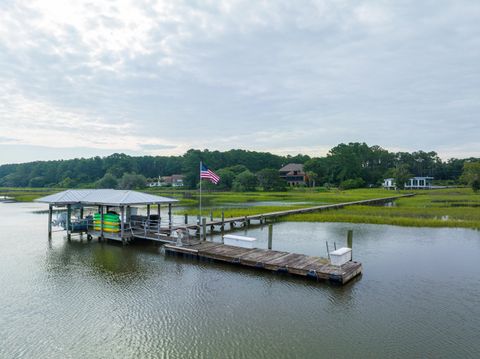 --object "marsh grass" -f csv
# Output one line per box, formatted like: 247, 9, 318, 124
0, 187, 59, 202
286, 188, 480, 229
4, 186, 479, 229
